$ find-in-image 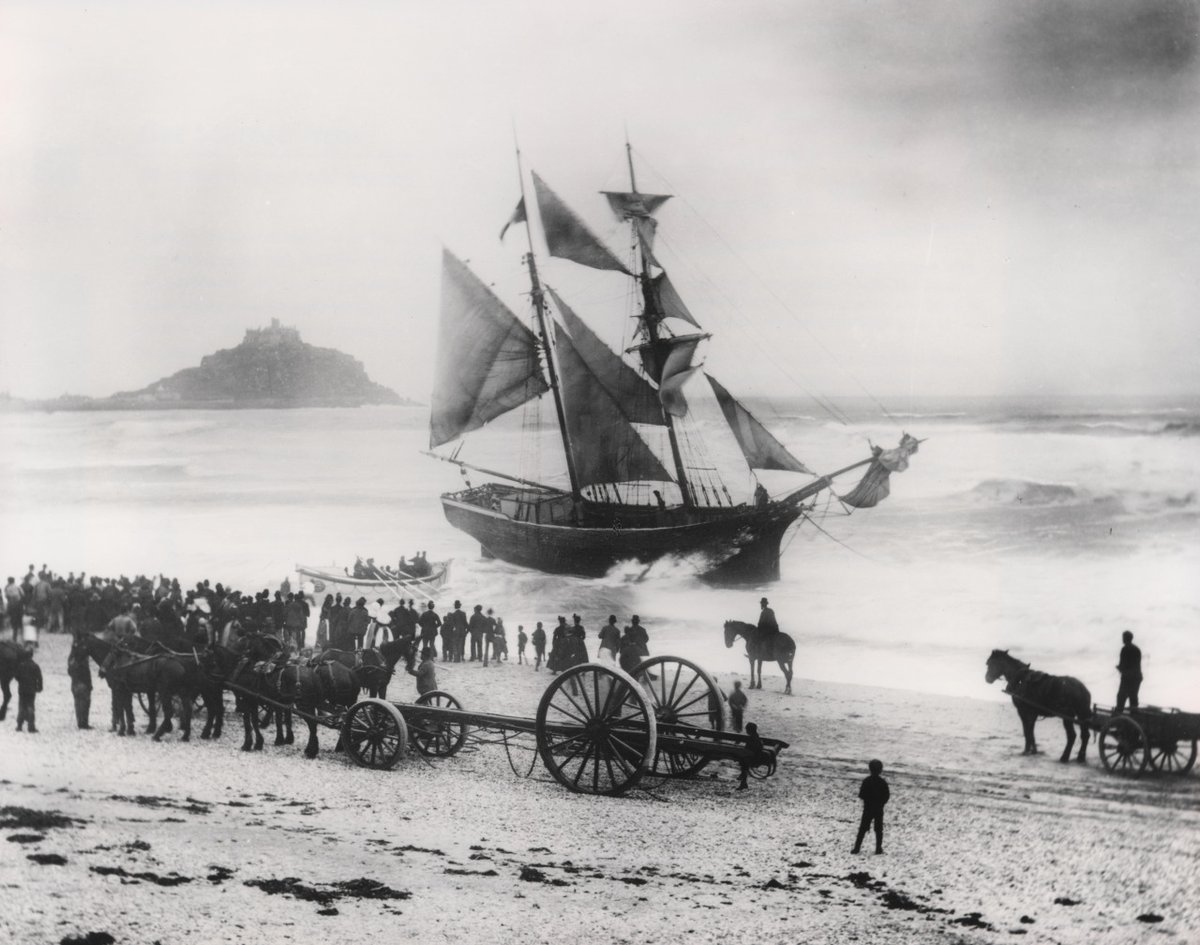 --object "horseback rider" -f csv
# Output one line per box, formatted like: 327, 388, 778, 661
757, 598, 779, 636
